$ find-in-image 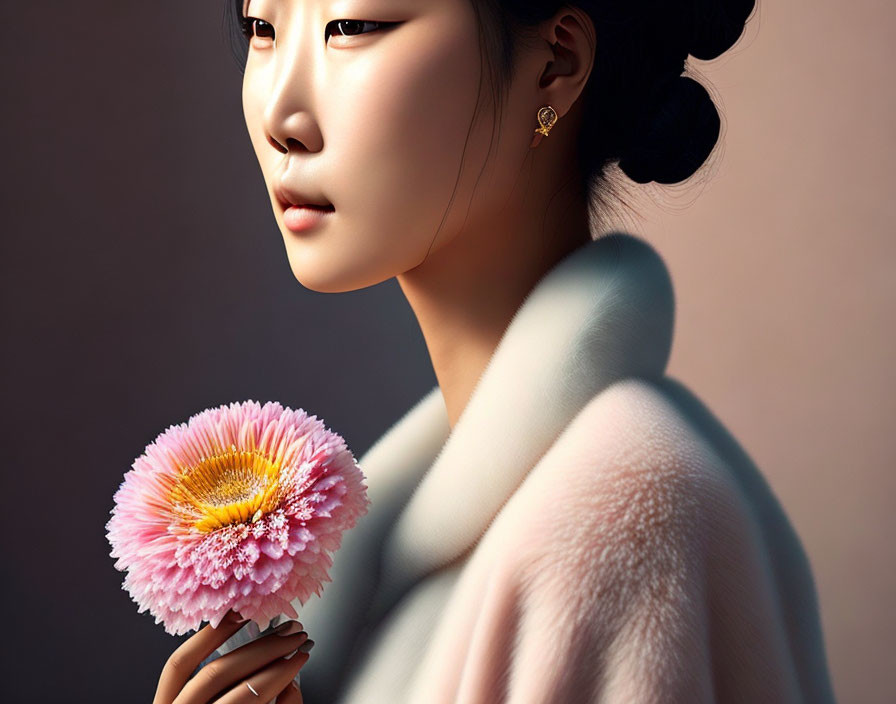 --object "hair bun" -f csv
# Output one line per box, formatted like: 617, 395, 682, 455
689, 0, 757, 60
617, 75, 720, 185
611, 0, 756, 185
